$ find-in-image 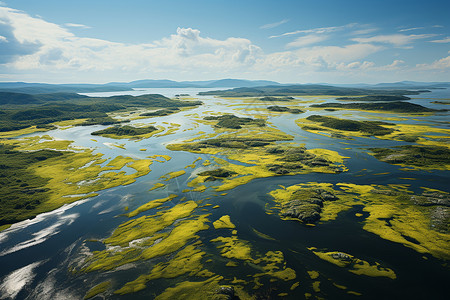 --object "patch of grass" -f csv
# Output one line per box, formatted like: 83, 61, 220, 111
306, 115, 394, 136
310, 101, 440, 113
369, 145, 450, 170
267, 106, 303, 114
204, 114, 265, 129
91, 125, 158, 137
